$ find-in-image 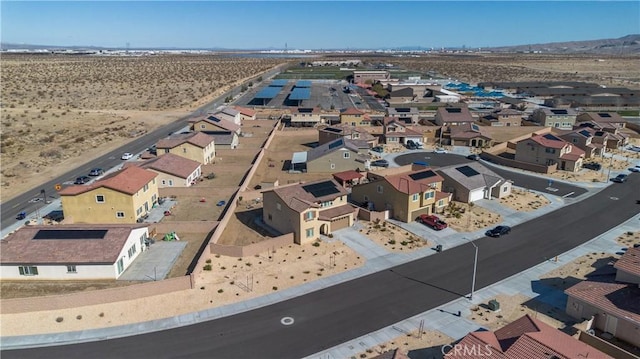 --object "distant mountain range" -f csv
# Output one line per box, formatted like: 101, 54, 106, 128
2, 35, 639, 54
